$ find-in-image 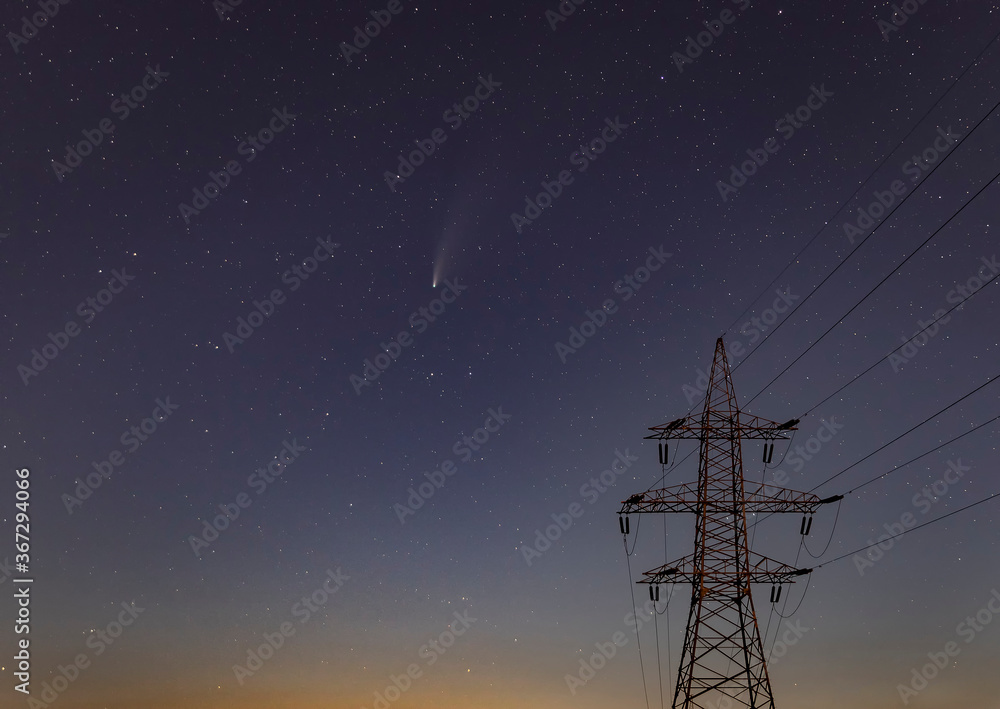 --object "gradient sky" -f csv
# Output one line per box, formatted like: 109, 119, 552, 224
2, 1, 1000, 708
